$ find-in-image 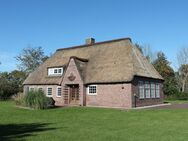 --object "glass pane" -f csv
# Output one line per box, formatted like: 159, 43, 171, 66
156, 90, 160, 98
58, 88, 61, 96
145, 89, 150, 98
54, 69, 57, 73
58, 69, 62, 73
48, 88, 52, 95
151, 89, 155, 98
139, 88, 145, 98
89, 86, 96, 94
